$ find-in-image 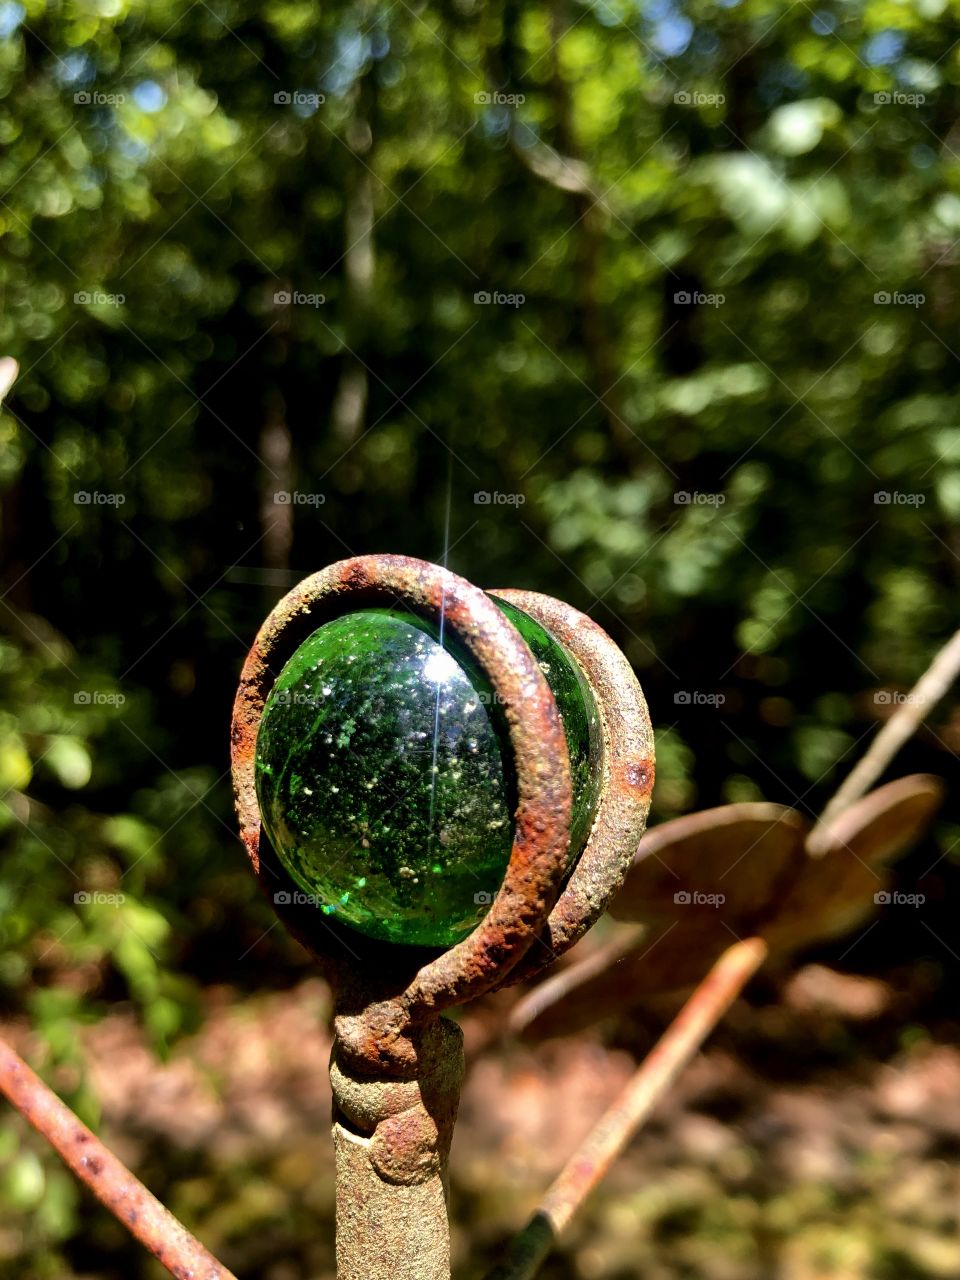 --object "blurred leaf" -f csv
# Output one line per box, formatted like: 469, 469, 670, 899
3, 1152, 44, 1211
42, 737, 92, 789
